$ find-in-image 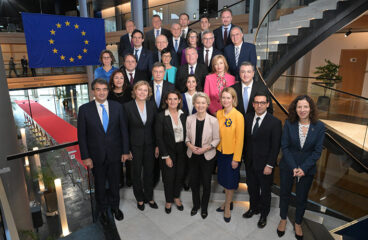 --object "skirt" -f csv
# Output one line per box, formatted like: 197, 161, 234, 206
217, 151, 240, 190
